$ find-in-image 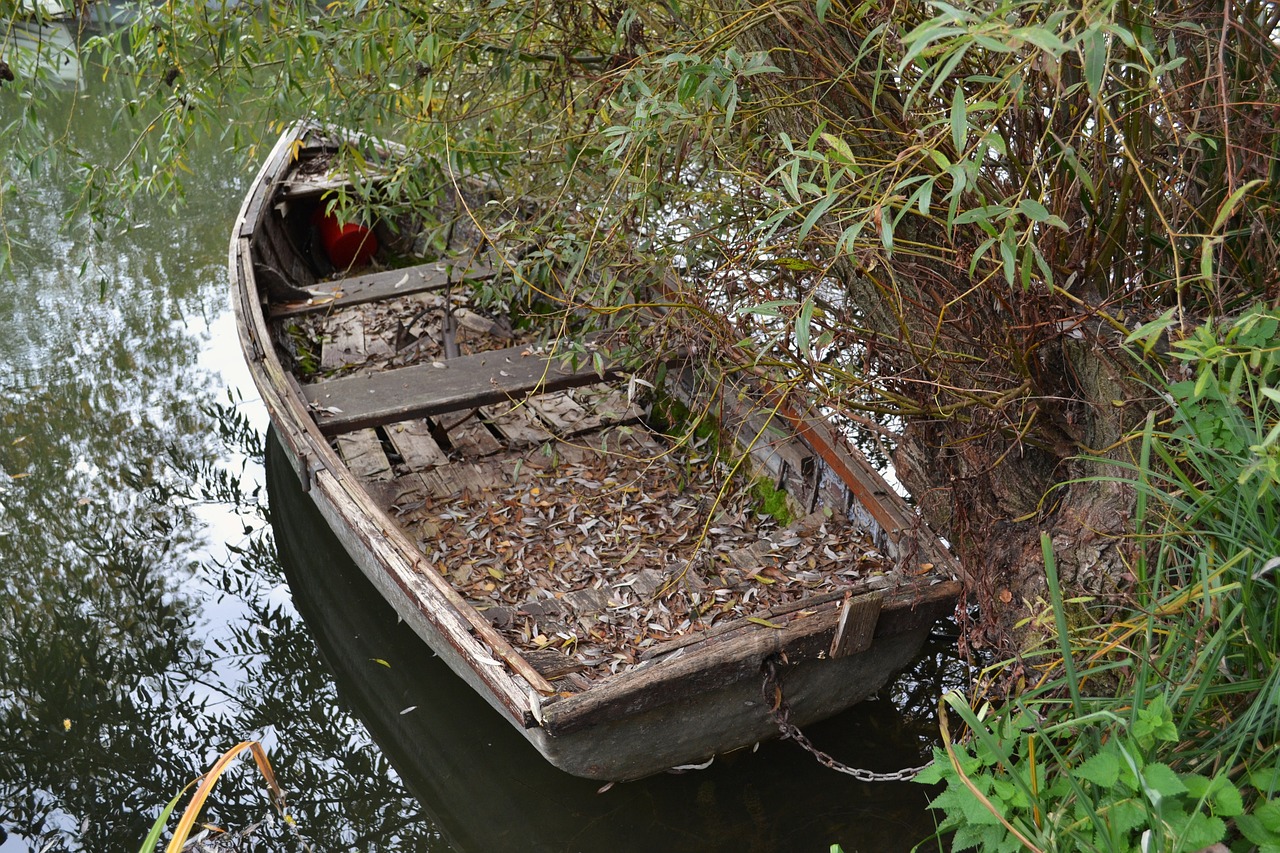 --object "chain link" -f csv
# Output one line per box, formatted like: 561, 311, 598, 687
761, 657, 933, 782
